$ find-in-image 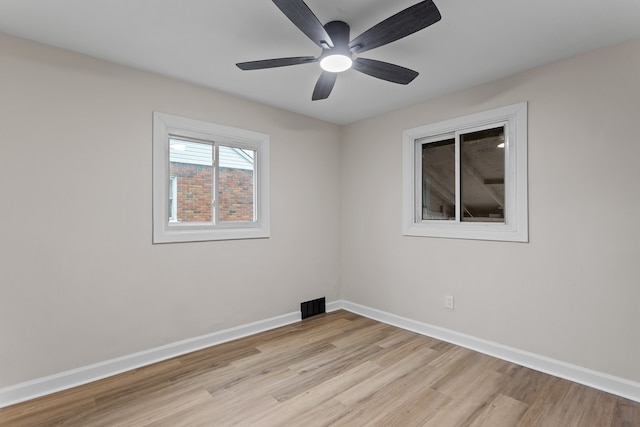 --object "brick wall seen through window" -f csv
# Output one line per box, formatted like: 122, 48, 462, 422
169, 162, 254, 222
